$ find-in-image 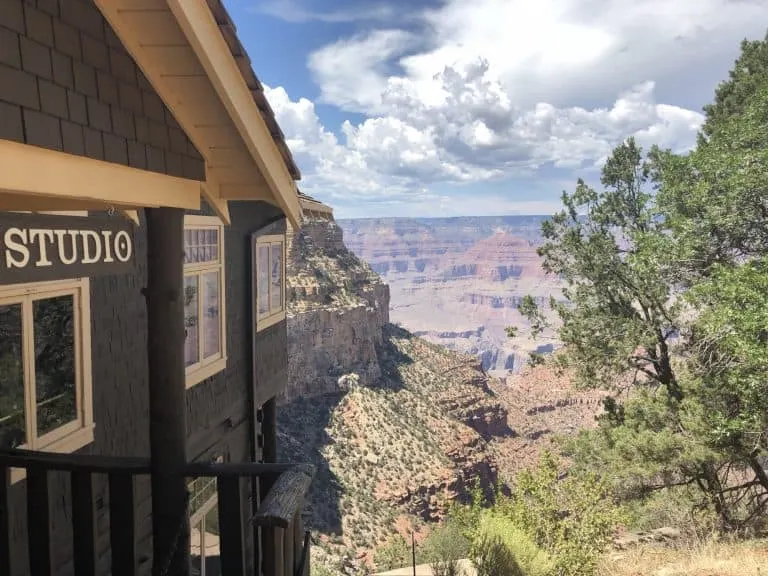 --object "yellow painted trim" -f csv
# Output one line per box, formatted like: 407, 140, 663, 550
0, 140, 201, 210
186, 356, 227, 389
183, 215, 227, 389
299, 198, 333, 216
122, 210, 140, 225
254, 234, 286, 331
10, 425, 95, 484
256, 309, 286, 332
202, 171, 231, 226
166, 0, 303, 228
1, 277, 95, 485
